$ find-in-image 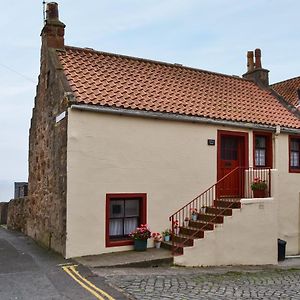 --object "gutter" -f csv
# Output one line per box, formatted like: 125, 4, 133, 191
70, 104, 300, 134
